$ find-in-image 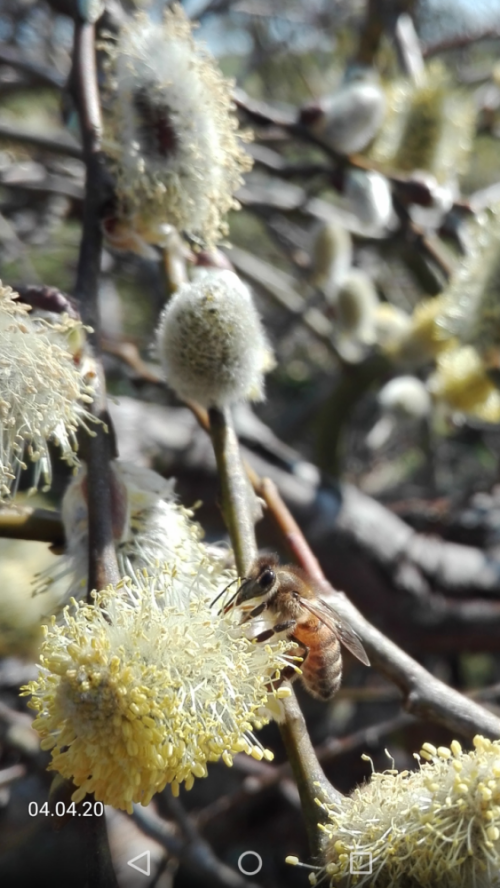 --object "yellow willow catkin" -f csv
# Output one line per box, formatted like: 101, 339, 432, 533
23, 567, 296, 813
299, 736, 500, 887
0, 283, 95, 501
